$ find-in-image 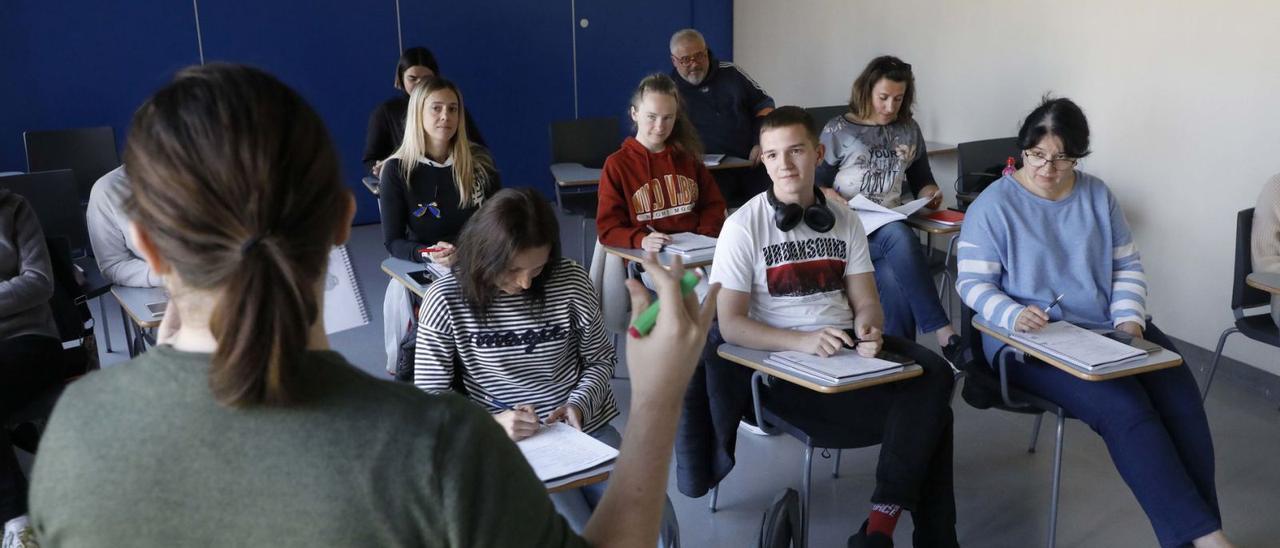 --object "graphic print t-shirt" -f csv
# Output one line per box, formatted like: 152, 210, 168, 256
819, 117, 932, 208
710, 193, 874, 330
